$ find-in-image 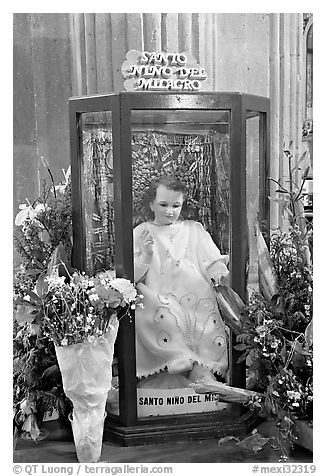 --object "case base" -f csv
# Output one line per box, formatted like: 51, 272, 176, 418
103, 407, 259, 446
